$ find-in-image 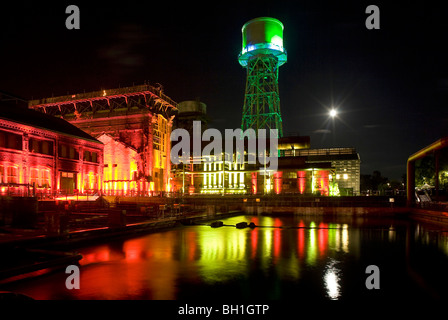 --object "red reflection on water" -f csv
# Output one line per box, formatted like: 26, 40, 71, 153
79, 246, 111, 265
298, 220, 305, 259
250, 216, 259, 259
273, 218, 282, 260
318, 222, 328, 256
124, 240, 143, 262
187, 231, 197, 261
251, 228, 258, 259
